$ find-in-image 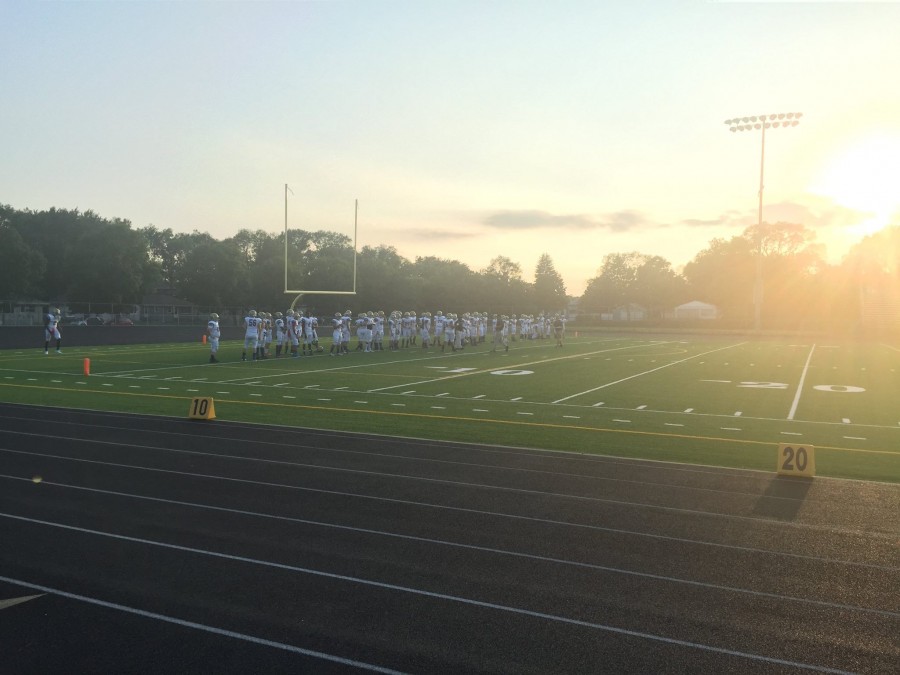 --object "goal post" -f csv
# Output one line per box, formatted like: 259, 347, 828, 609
283, 184, 358, 296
